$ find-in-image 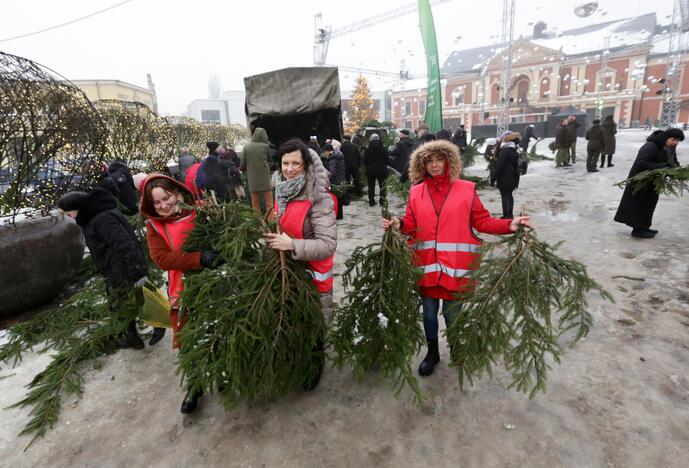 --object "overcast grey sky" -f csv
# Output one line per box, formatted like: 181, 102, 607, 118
1, 0, 674, 115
